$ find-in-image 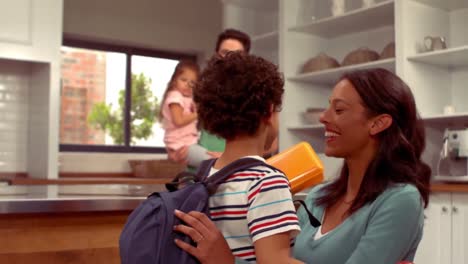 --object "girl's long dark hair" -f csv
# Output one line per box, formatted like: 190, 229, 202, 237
316, 68, 431, 214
